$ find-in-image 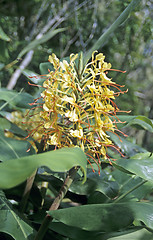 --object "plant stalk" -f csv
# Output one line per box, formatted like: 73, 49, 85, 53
19, 170, 37, 213
114, 179, 147, 203
34, 166, 78, 240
